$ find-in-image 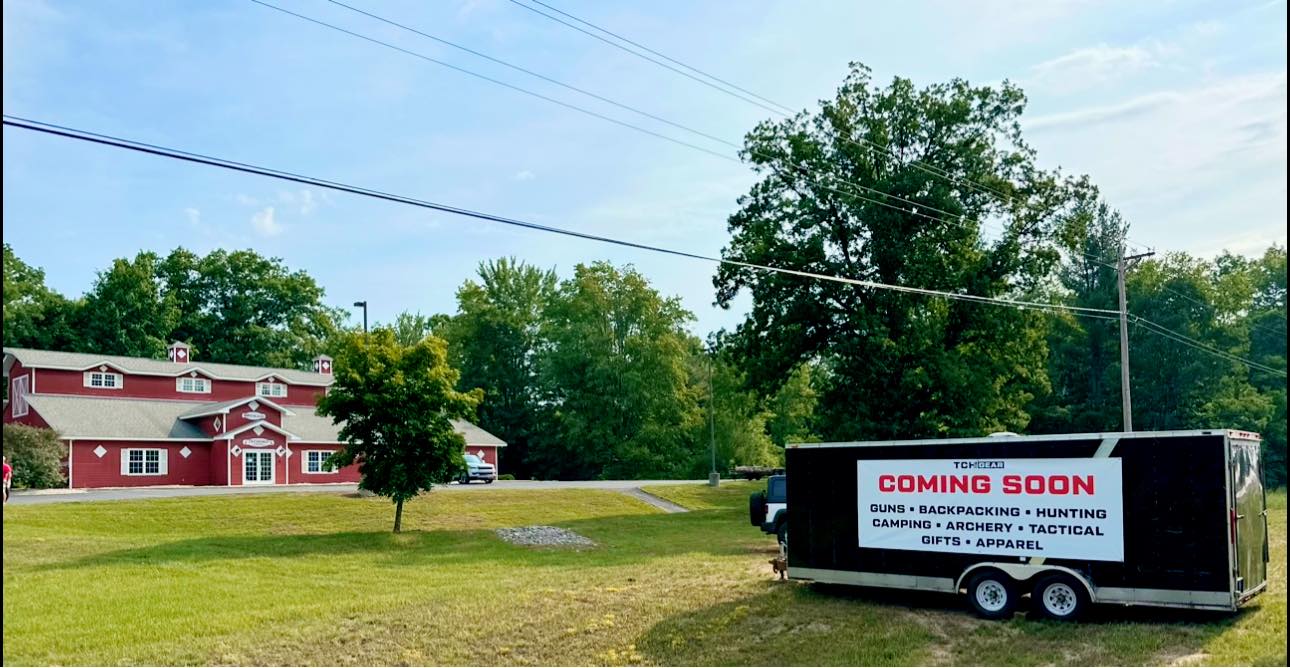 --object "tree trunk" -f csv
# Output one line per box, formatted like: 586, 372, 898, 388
393, 498, 404, 533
